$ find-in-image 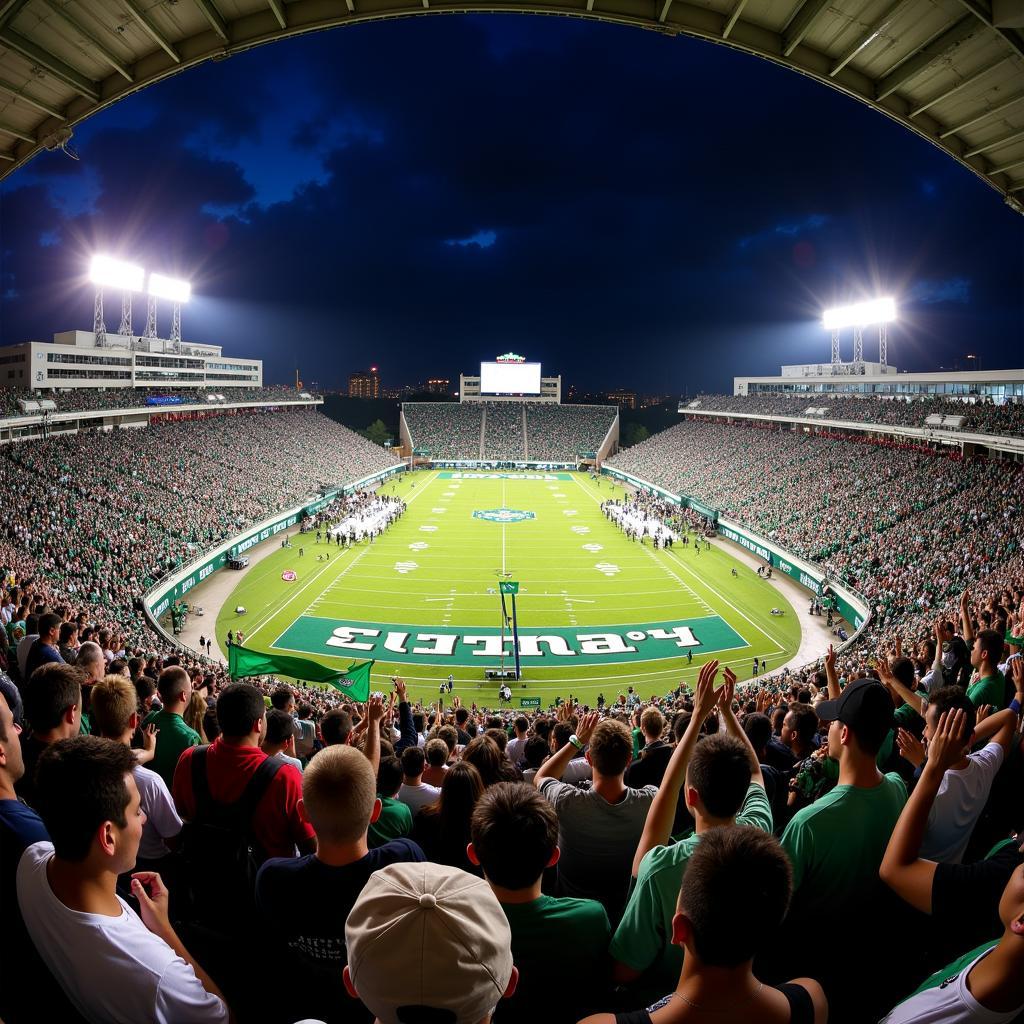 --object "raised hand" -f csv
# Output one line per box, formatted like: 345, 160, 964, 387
1011, 656, 1024, 696
131, 872, 172, 938
367, 693, 385, 724
926, 709, 968, 774
693, 659, 720, 723
135, 723, 159, 765
824, 644, 836, 672
393, 676, 408, 703
575, 710, 601, 746
896, 728, 925, 768
718, 667, 737, 714
975, 704, 993, 725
